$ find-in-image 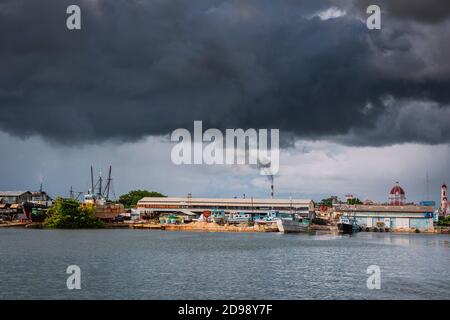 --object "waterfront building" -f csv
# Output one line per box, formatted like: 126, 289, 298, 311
0, 191, 32, 219
0, 191, 32, 204
336, 204, 434, 232
137, 197, 314, 219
